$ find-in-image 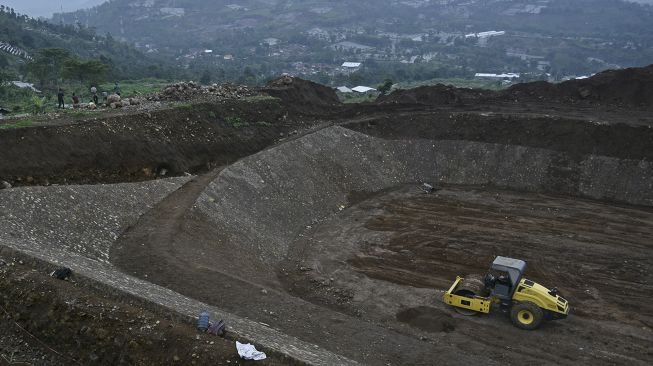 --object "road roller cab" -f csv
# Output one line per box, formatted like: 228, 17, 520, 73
485, 256, 526, 301
443, 256, 569, 330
